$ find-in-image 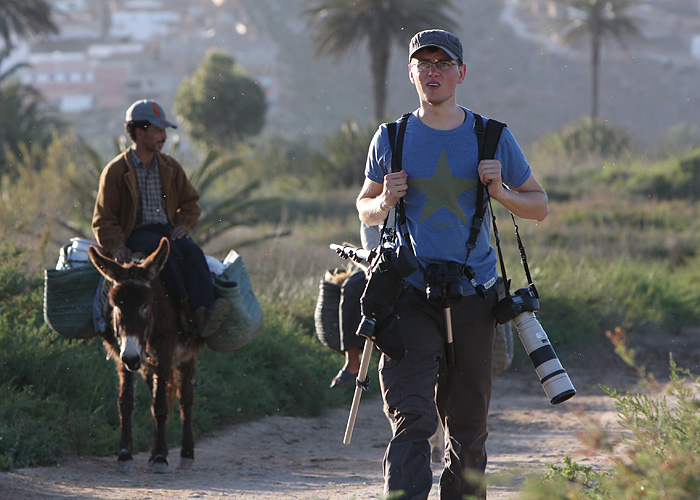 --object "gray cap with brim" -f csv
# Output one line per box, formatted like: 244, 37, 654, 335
409, 29, 463, 63
125, 99, 177, 128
